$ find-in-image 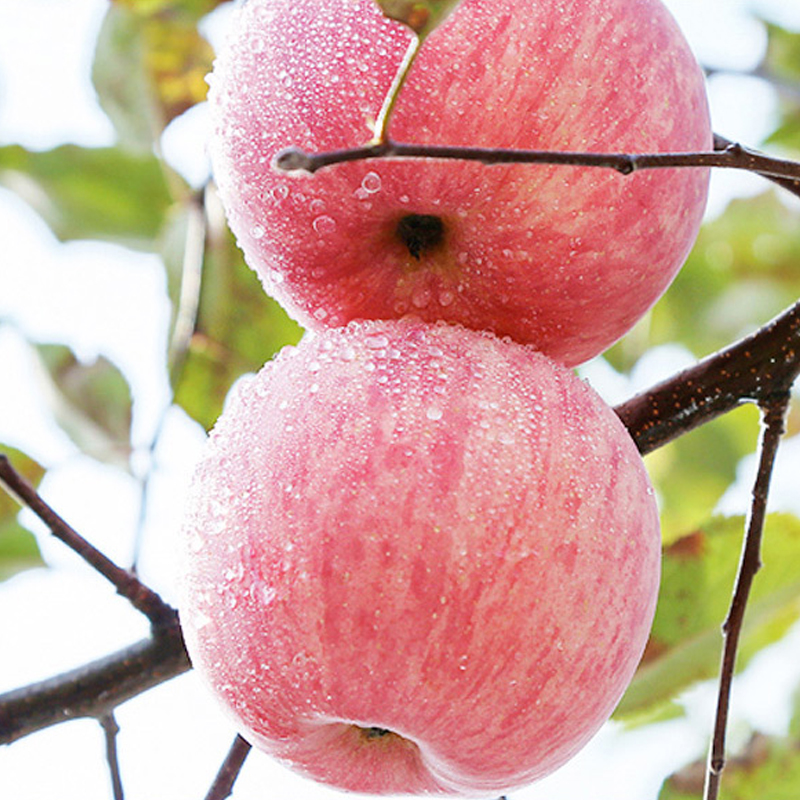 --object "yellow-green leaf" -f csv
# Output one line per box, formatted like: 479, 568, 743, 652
35, 345, 133, 470
373, 0, 461, 37
0, 145, 174, 249
617, 514, 800, 721
0, 447, 45, 582
169, 196, 303, 430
